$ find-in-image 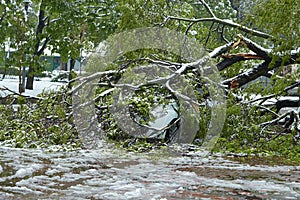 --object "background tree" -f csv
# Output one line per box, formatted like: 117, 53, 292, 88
0, 0, 117, 90
25, 0, 117, 89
